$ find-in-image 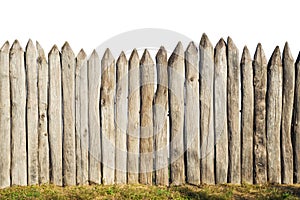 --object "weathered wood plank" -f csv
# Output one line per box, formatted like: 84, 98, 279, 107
36, 42, 50, 184
294, 53, 300, 183
185, 42, 200, 185
169, 42, 185, 185
101, 48, 116, 185
10, 40, 27, 186
253, 43, 268, 184
61, 42, 76, 186
281, 43, 294, 184
115, 52, 128, 184
48, 45, 63, 186
241, 46, 253, 184
0, 41, 11, 188
227, 37, 241, 184
75, 49, 89, 185
154, 47, 169, 186
266, 46, 282, 184
214, 39, 228, 184
88, 50, 101, 184
127, 49, 140, 184
199, 34, 215, 184
140, 49, 155, 185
